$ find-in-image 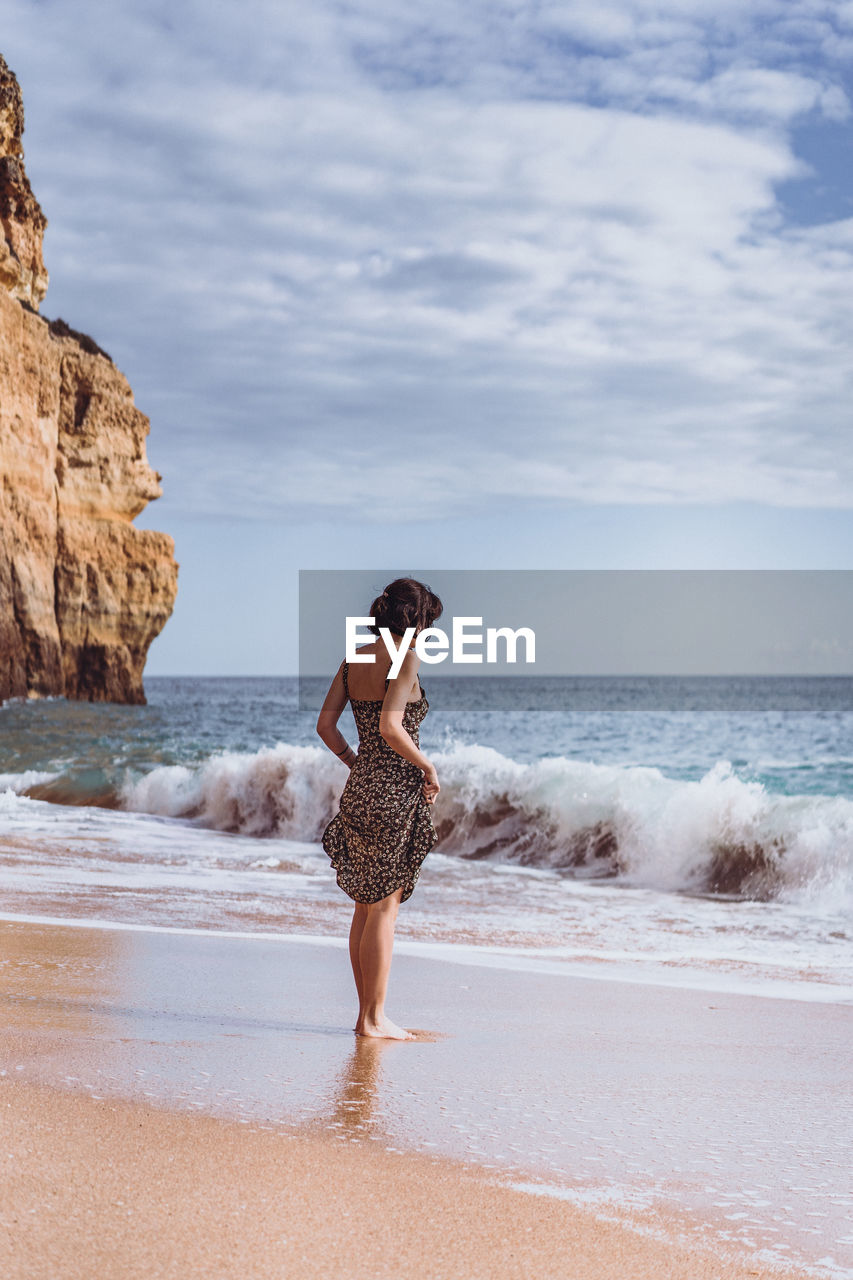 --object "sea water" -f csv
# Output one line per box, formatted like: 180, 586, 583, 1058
1, 675, 852, 1001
